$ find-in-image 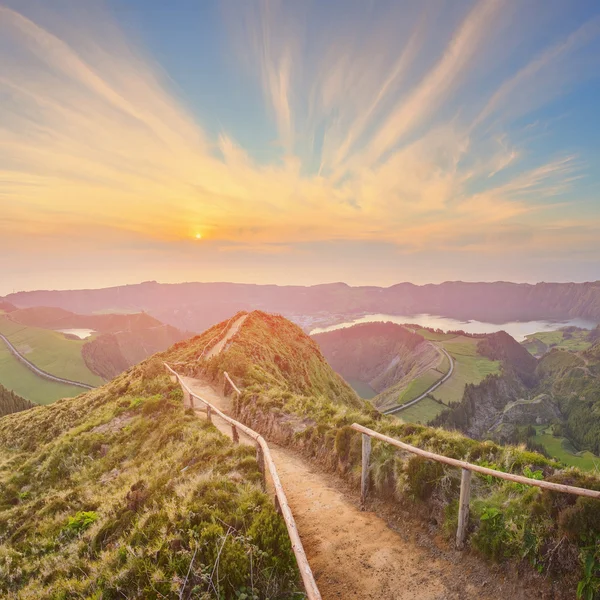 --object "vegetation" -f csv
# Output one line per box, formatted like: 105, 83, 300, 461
0, 341, 84, 404
396, 370, 441, 404
169, 310, 600, 595
0, 383, 33, 418
523, 327, 593, 356
0, 356, 300, 599
396, 396, 446, 424
0, 315, 103, 386
532, 426, 600, 472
